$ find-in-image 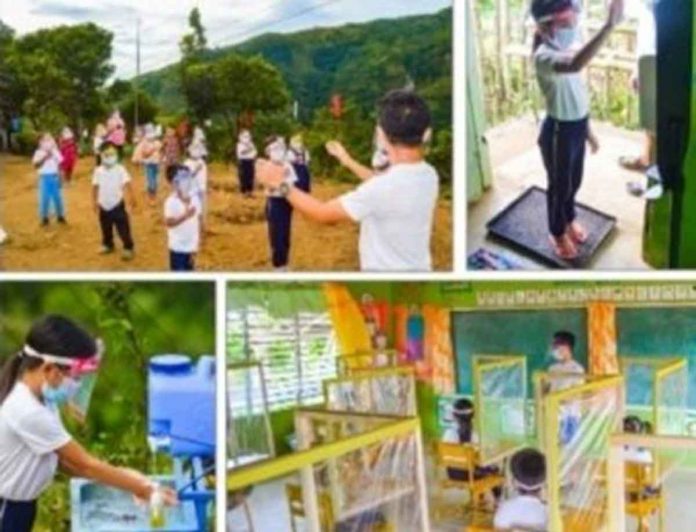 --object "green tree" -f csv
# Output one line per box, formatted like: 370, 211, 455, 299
213, 53, 290, 133
180, 8, 211, 122
8, 23, 113, 131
